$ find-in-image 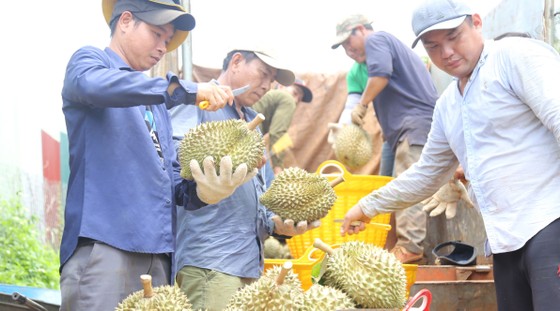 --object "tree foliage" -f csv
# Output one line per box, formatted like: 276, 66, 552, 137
0, 198, 60, 289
